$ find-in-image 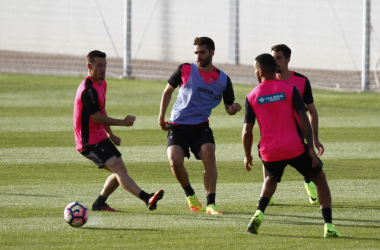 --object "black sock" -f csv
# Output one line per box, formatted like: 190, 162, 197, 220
92, 195, 107, 209
138, 190, 151, 205
321, 208, 332, 223
257, 197, 270, 213
304, 176, 311, 183
206, 193, 216, 206
183, 184, 195, 197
